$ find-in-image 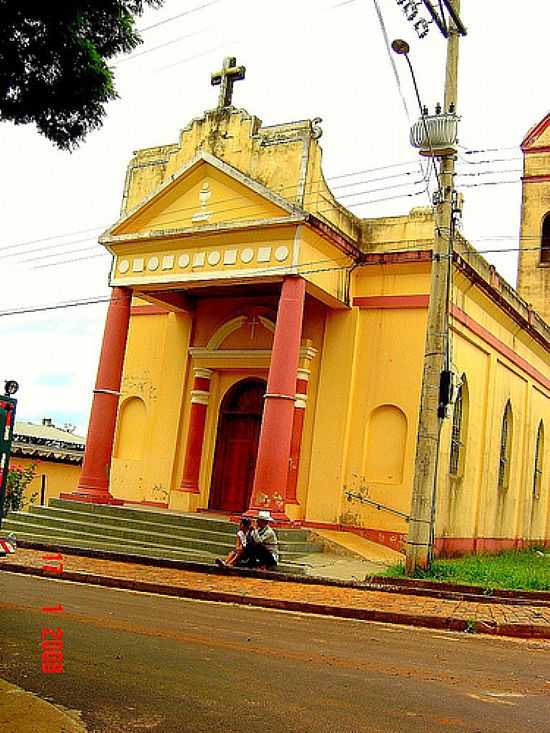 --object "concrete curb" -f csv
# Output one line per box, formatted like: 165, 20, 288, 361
368, 575, 550, 604
11, 539, 550, 607
0, 677, 87, 732
2, 563, 549, 640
